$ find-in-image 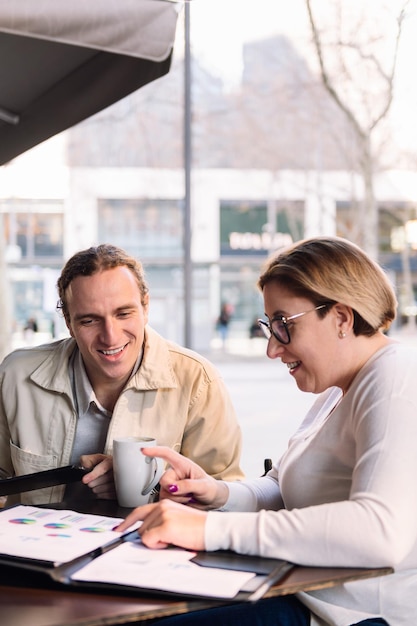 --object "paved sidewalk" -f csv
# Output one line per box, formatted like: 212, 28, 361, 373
207, 341, 313, 479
